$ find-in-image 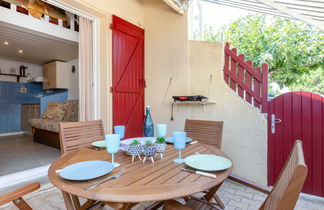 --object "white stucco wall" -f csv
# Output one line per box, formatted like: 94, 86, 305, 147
66, 59, 79, 100
142, 1, 267, 184
0, 58, 42, 83
143, 0, 190, 134
189, 41, 267, 185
